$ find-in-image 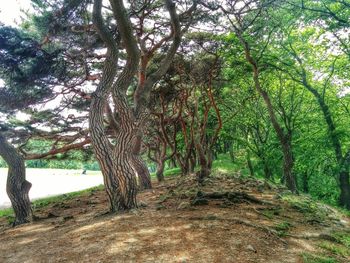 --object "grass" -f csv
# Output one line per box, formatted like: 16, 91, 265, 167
0, 185, 104, 220
274, 221, 292, 237
301, 253, 338, 263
